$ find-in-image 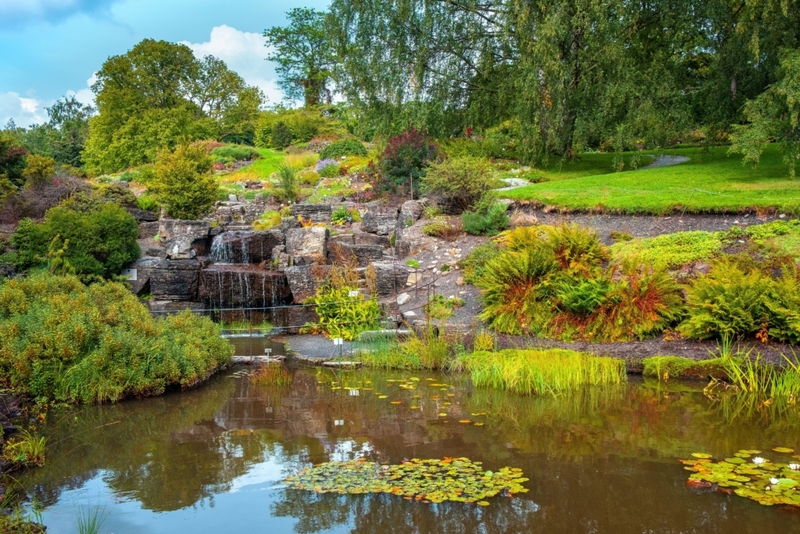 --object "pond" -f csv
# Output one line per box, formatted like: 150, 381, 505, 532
18, 347, 800, 533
